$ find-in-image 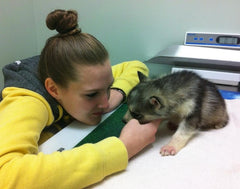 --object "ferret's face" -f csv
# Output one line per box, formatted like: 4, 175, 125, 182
123, 108, 161, 124
123, 83, 168, 124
